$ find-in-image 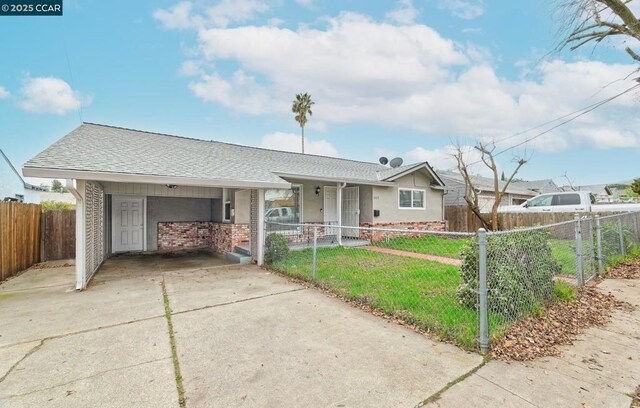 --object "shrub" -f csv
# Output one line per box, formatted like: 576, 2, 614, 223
41, 200, 75, 211
457, 229, 560, 320
264, 233, 289, 264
